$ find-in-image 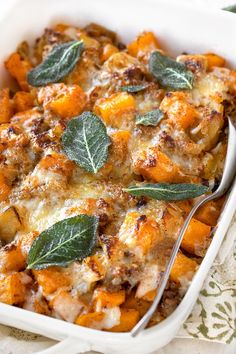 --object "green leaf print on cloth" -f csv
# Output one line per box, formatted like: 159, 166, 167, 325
178, 233, 236, 344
